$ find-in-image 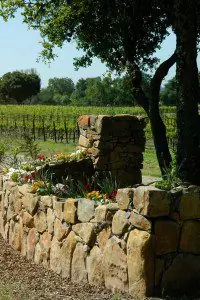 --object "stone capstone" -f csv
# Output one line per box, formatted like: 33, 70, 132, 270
134, 186, 170, 217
